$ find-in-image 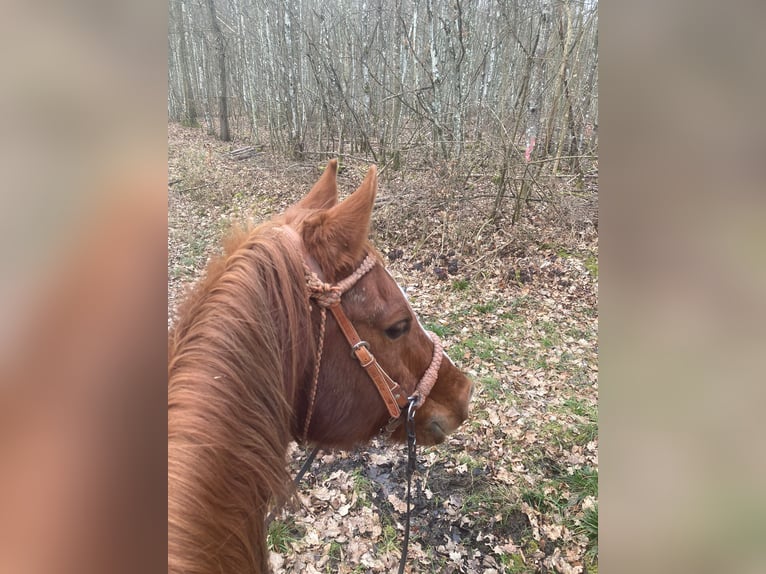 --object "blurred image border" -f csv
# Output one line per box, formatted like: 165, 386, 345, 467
1, 0, 764, 572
